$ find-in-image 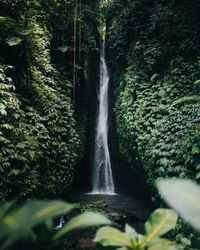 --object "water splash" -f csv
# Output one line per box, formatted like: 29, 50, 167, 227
54, 216, 65, 230
91, 40, 115, 195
